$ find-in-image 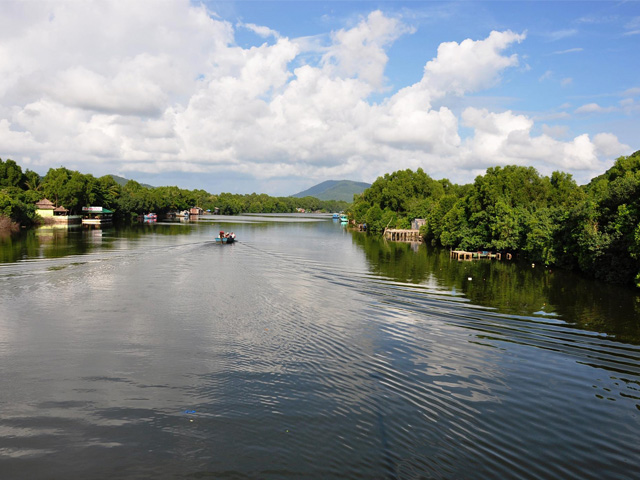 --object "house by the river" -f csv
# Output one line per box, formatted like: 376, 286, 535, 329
35, 198, 81, 225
